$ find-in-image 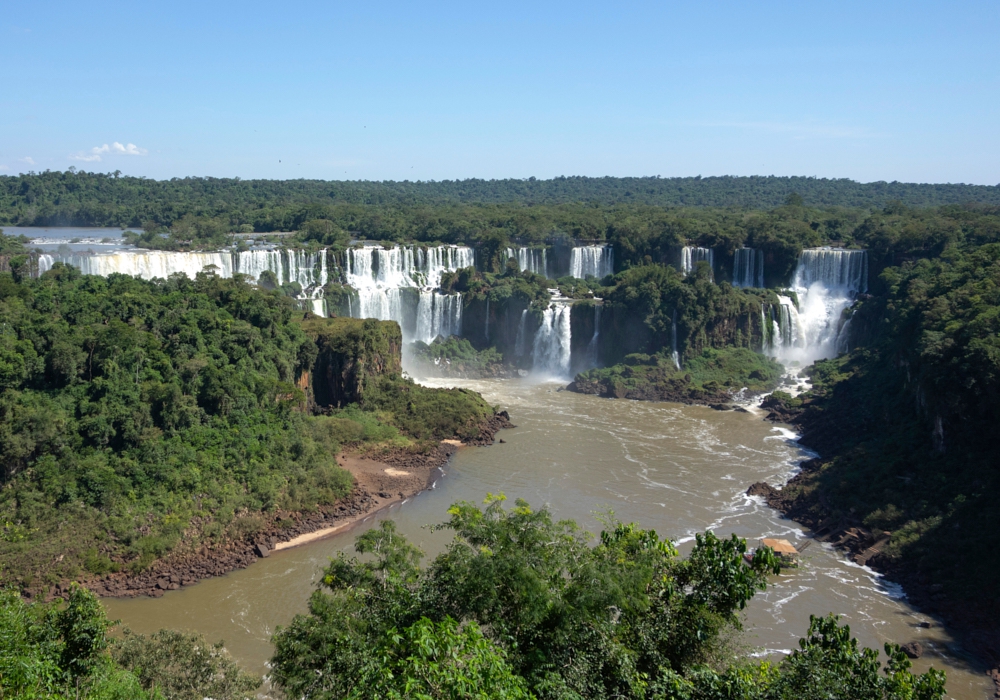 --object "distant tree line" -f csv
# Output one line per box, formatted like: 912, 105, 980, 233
2, 170, 999, 231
